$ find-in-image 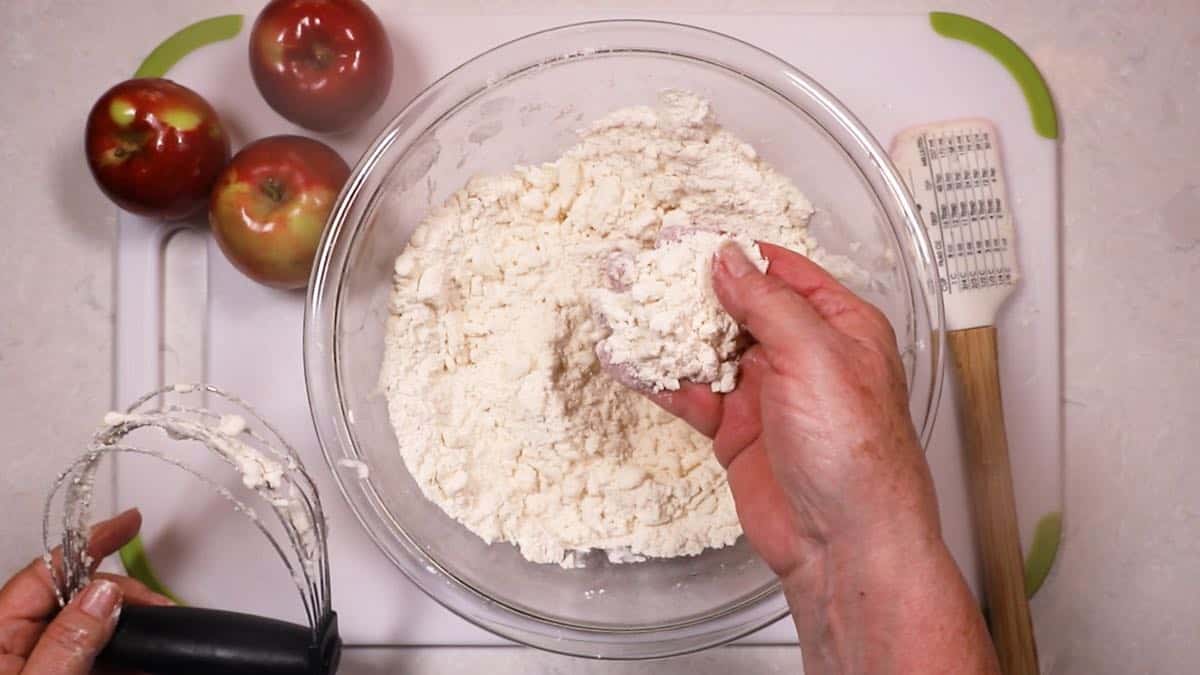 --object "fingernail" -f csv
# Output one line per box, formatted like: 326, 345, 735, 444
717, 242, 755, 278
87, 507, 139, 536
150, 592, 176, 607
78, 580, 121, 619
